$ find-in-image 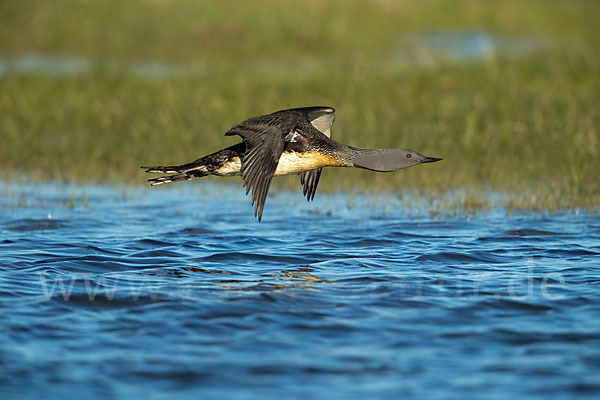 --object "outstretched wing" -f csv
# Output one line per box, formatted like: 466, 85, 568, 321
296, 107, 335, 201
226, 123, 286, 221
297, 106, 335, 136
225, 106, 335, 220
226, 108, 309, 221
